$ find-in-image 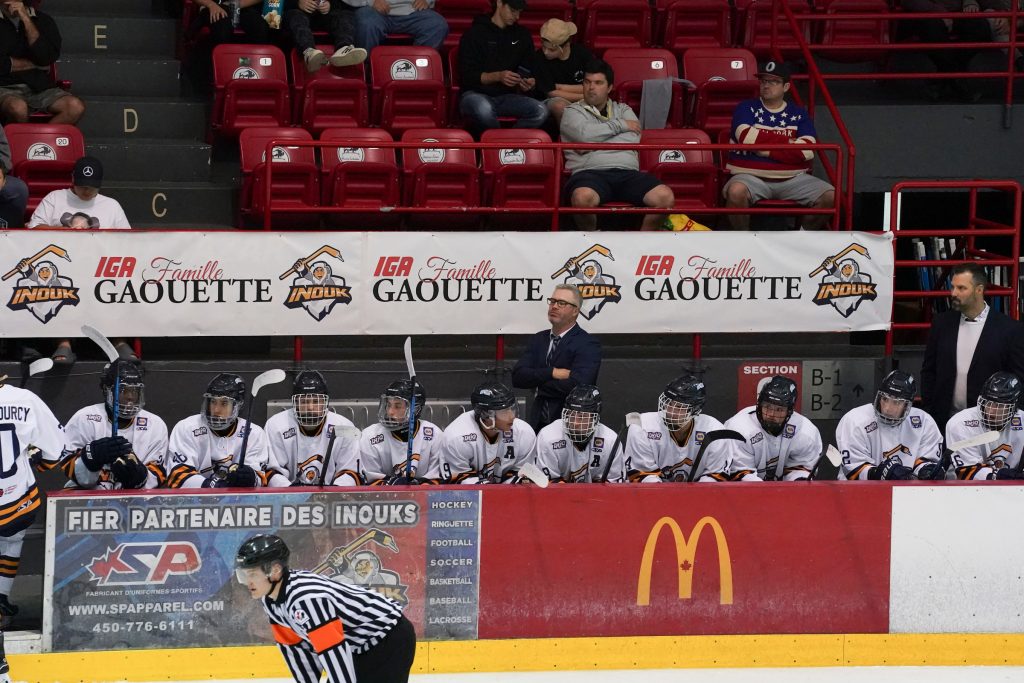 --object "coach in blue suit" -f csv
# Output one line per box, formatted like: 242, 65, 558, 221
513, 284, 602, 431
